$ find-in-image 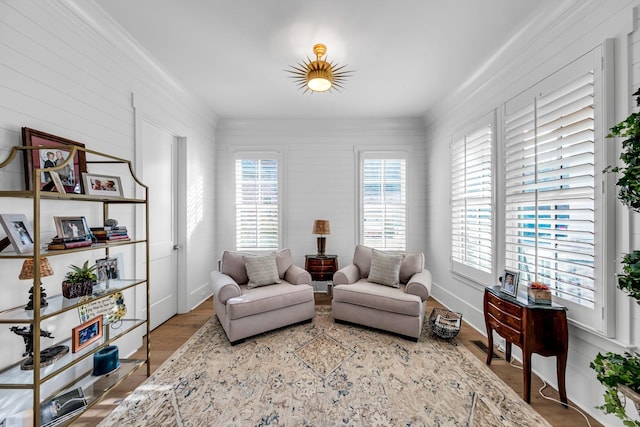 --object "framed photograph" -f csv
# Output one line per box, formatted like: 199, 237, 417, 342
82, 173, 124, 197
22, 127, 87, 193
54, 216, 91, 241
500, 269, 519, 297
0, 214, 35, 254
71, 315, 103, 353
96, 256, 121, 283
